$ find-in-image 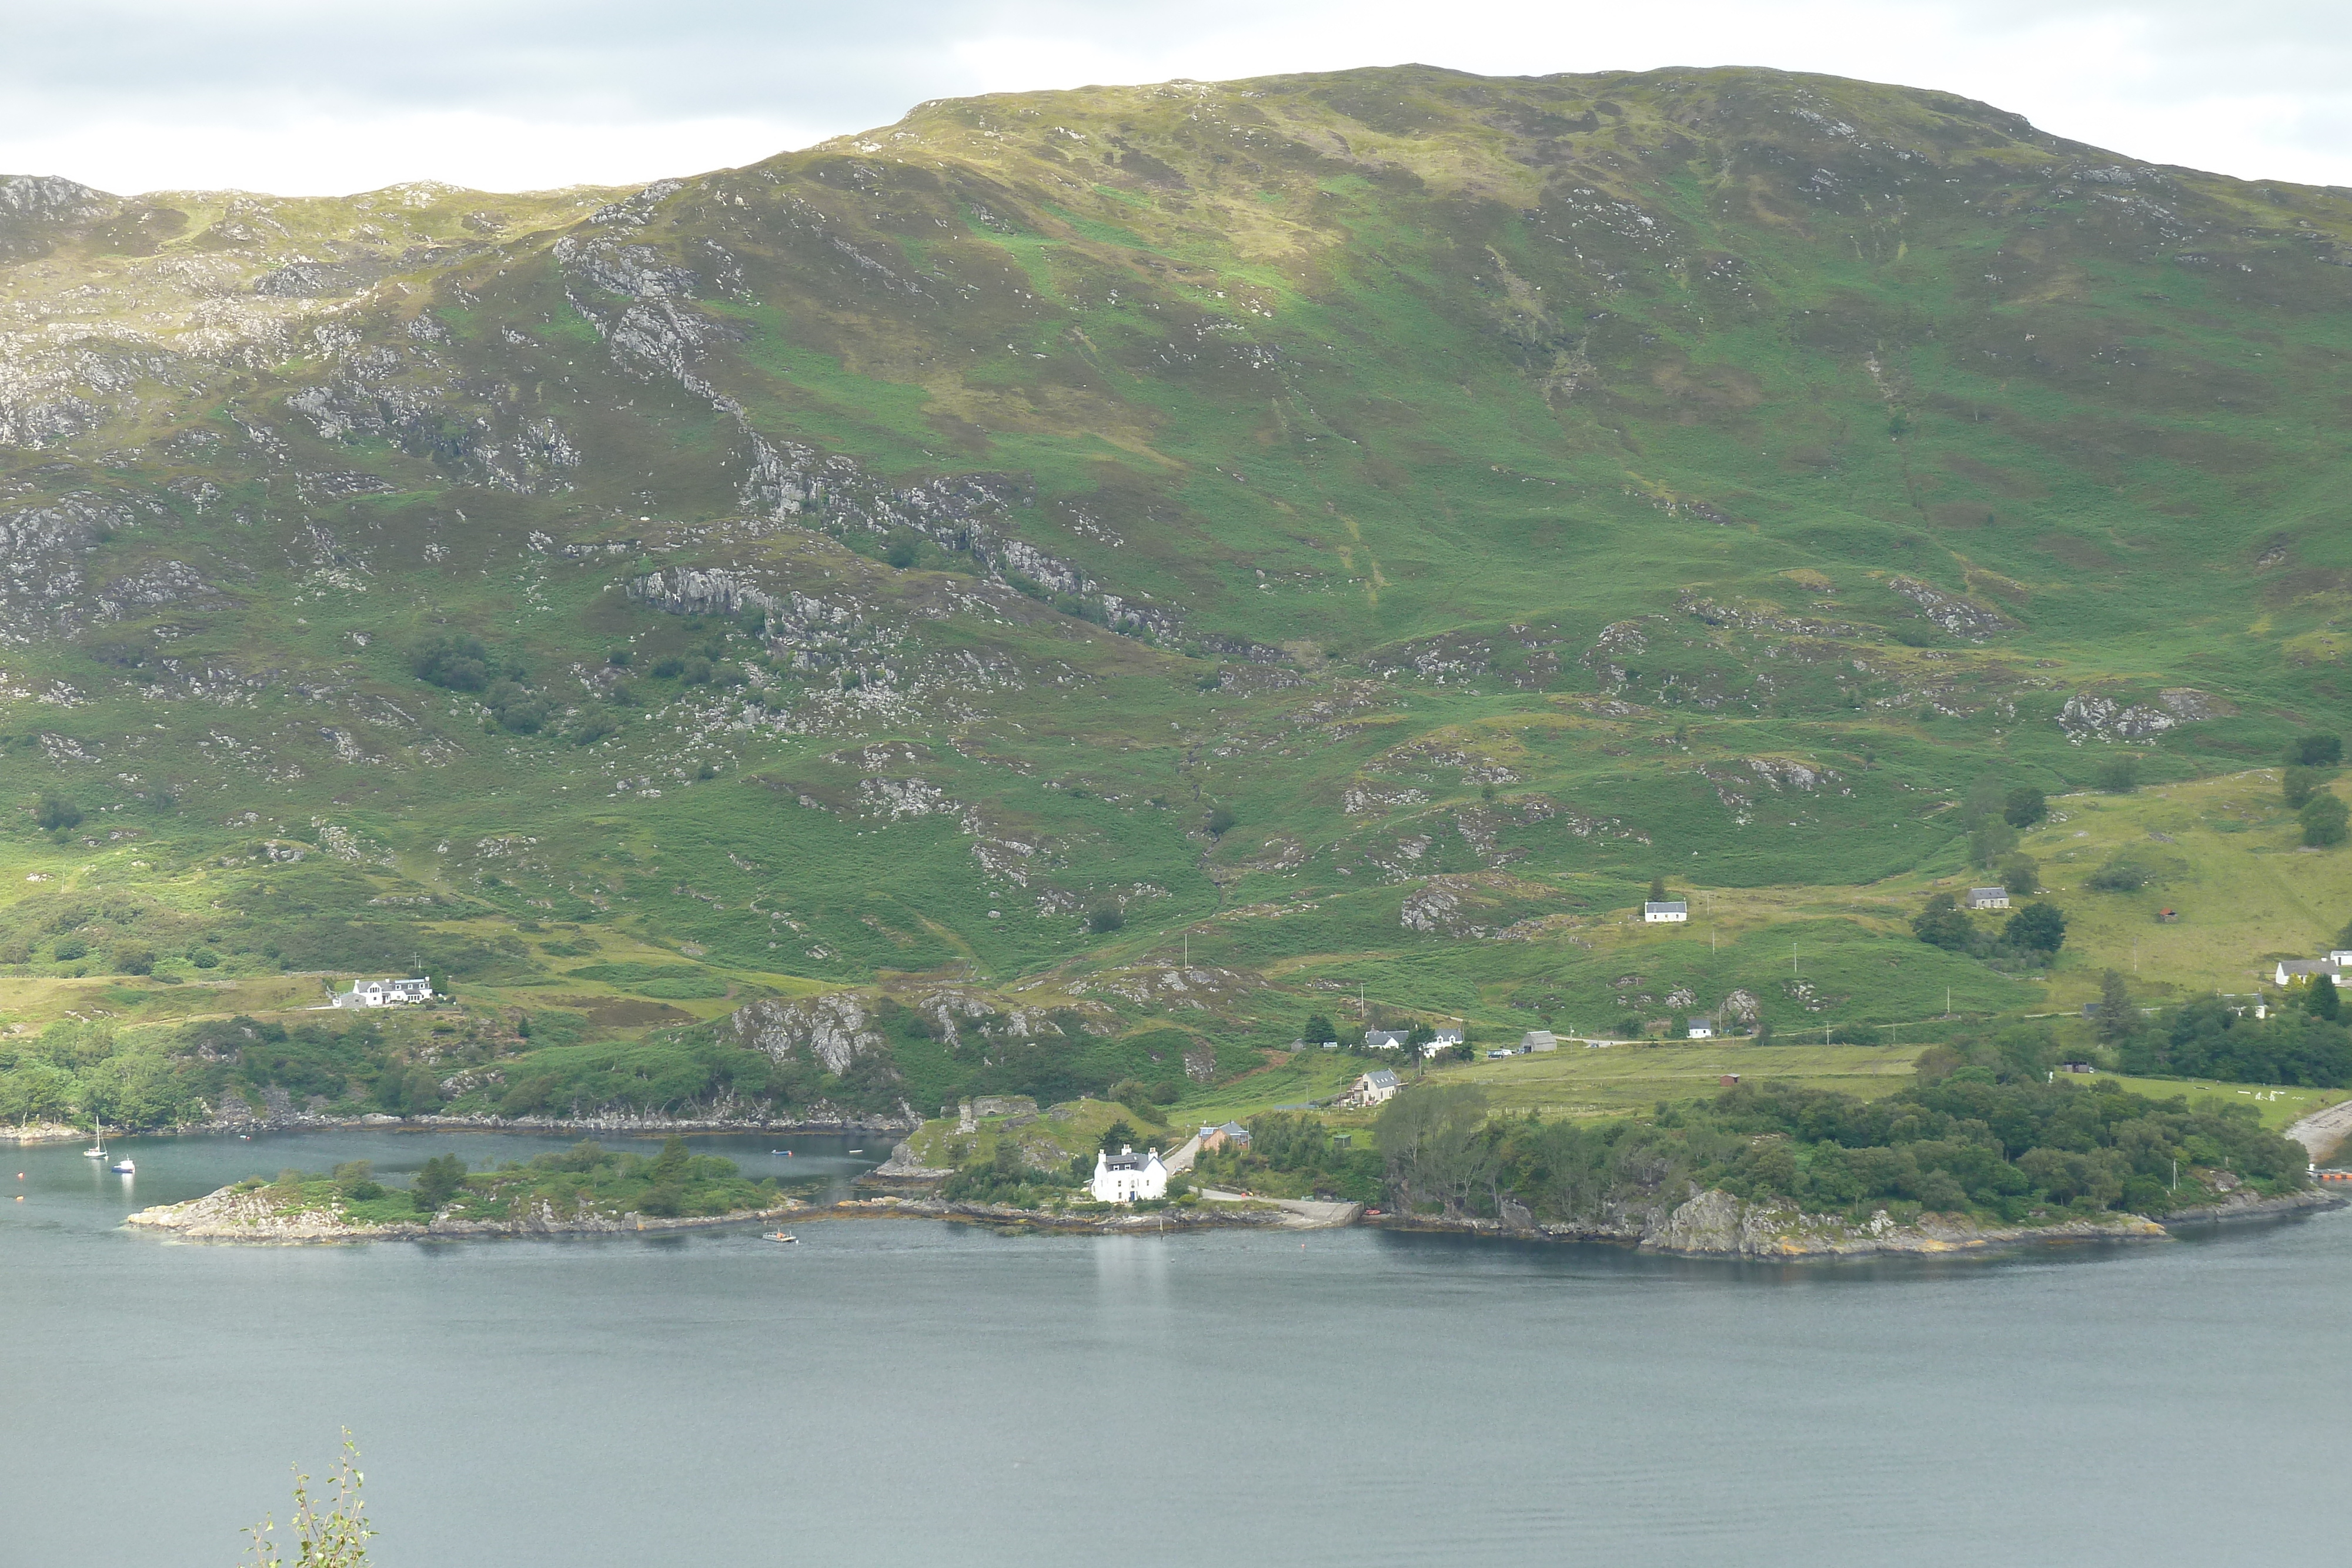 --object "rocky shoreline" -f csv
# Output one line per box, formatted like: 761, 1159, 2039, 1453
125, 1183, 803, 1243
1368, 1183, 2346, 1260
804, 1195, 1325, 1234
